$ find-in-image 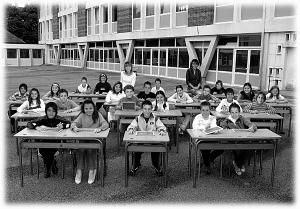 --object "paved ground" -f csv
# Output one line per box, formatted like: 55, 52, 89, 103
4, 65, 295, 203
